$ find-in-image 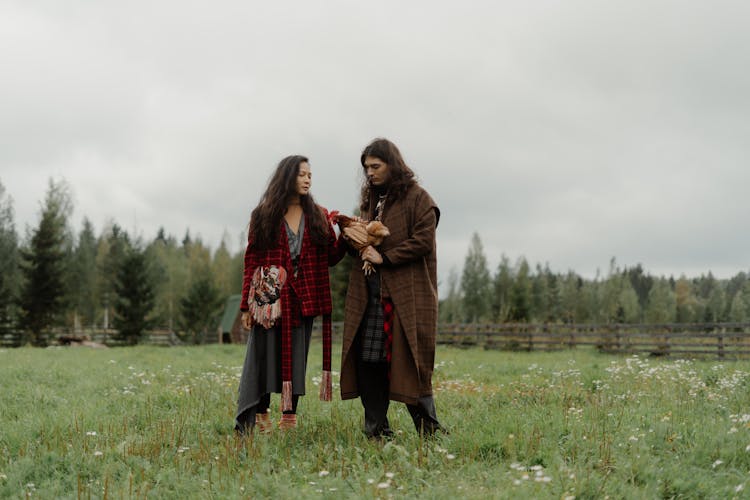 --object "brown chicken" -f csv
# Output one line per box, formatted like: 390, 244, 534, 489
330, 212, 390, 275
